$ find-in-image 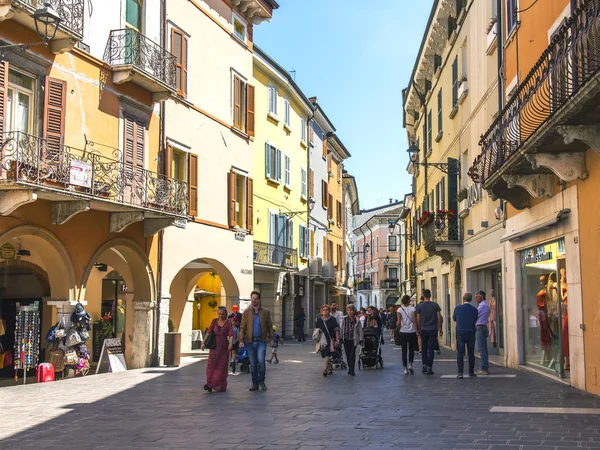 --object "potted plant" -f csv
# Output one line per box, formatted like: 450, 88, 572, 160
417, 211, 433, 228
208, 298, 218, 309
